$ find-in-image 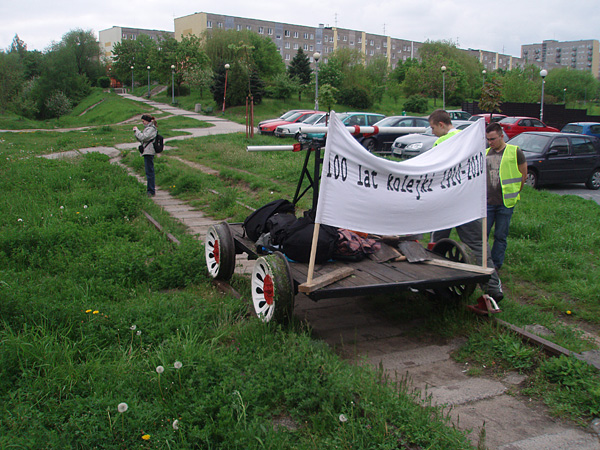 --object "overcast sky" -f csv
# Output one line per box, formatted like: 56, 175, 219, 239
2, 1, 599, 57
